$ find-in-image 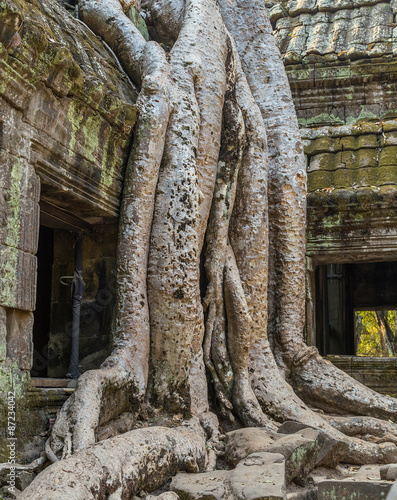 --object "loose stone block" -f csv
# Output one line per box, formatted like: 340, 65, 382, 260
317, 480, 391, 499
277, 421, 348, 468
380, 464, 397, 481
225, 427, 279, 466
286, 488, 317, 499
229, 452, 286, 500
265, 429, 320, 484
171, 470, 232, 500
